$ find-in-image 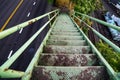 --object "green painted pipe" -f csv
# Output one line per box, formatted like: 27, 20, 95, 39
71, 17, 119, 80
75, 12, 120, 32
0, 67, 24, 78
0, 9, 59, 39
21, 12, 59, 80
73, 15, 120, 53
1, 11, 59, 69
